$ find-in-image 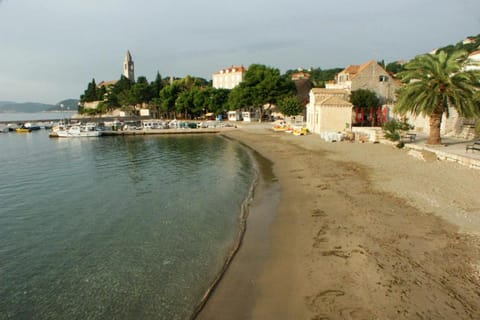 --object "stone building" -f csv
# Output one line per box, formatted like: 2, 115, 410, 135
306, 88, 353, 134
325, 60, 399, 105
123, 50, 135, 81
